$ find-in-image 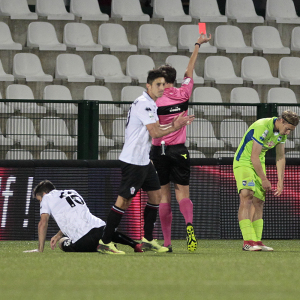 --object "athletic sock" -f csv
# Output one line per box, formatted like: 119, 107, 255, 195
144, 202, 159, 241
112, 231, 137, 248
239, 219, 253, 241
159, 203, 172, 247
250, 222, 258, 242
179, 198, 193, 225
252, 219, 264, 241
102, 205, 125, 244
